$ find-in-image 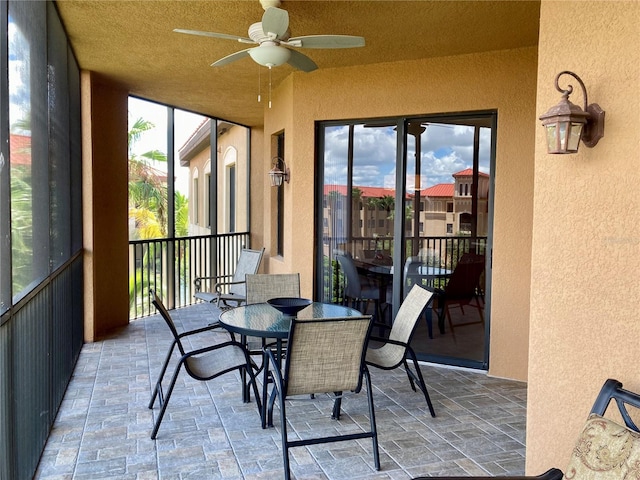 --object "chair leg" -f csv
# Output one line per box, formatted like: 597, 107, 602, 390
151, 360, 184, 439
363, 368, 380, 470
424, 308, 433, 339
278, 389, 292, 480
446, 306, 456, 341
245, 362, 262, 421
262, 351, 270, 429
240, 334, 251, 403
149, 340, 177, 409
403, 359, 417, 392
435, 299, 446, 334
331, 392, 343, 420
407, 348, 436, 417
